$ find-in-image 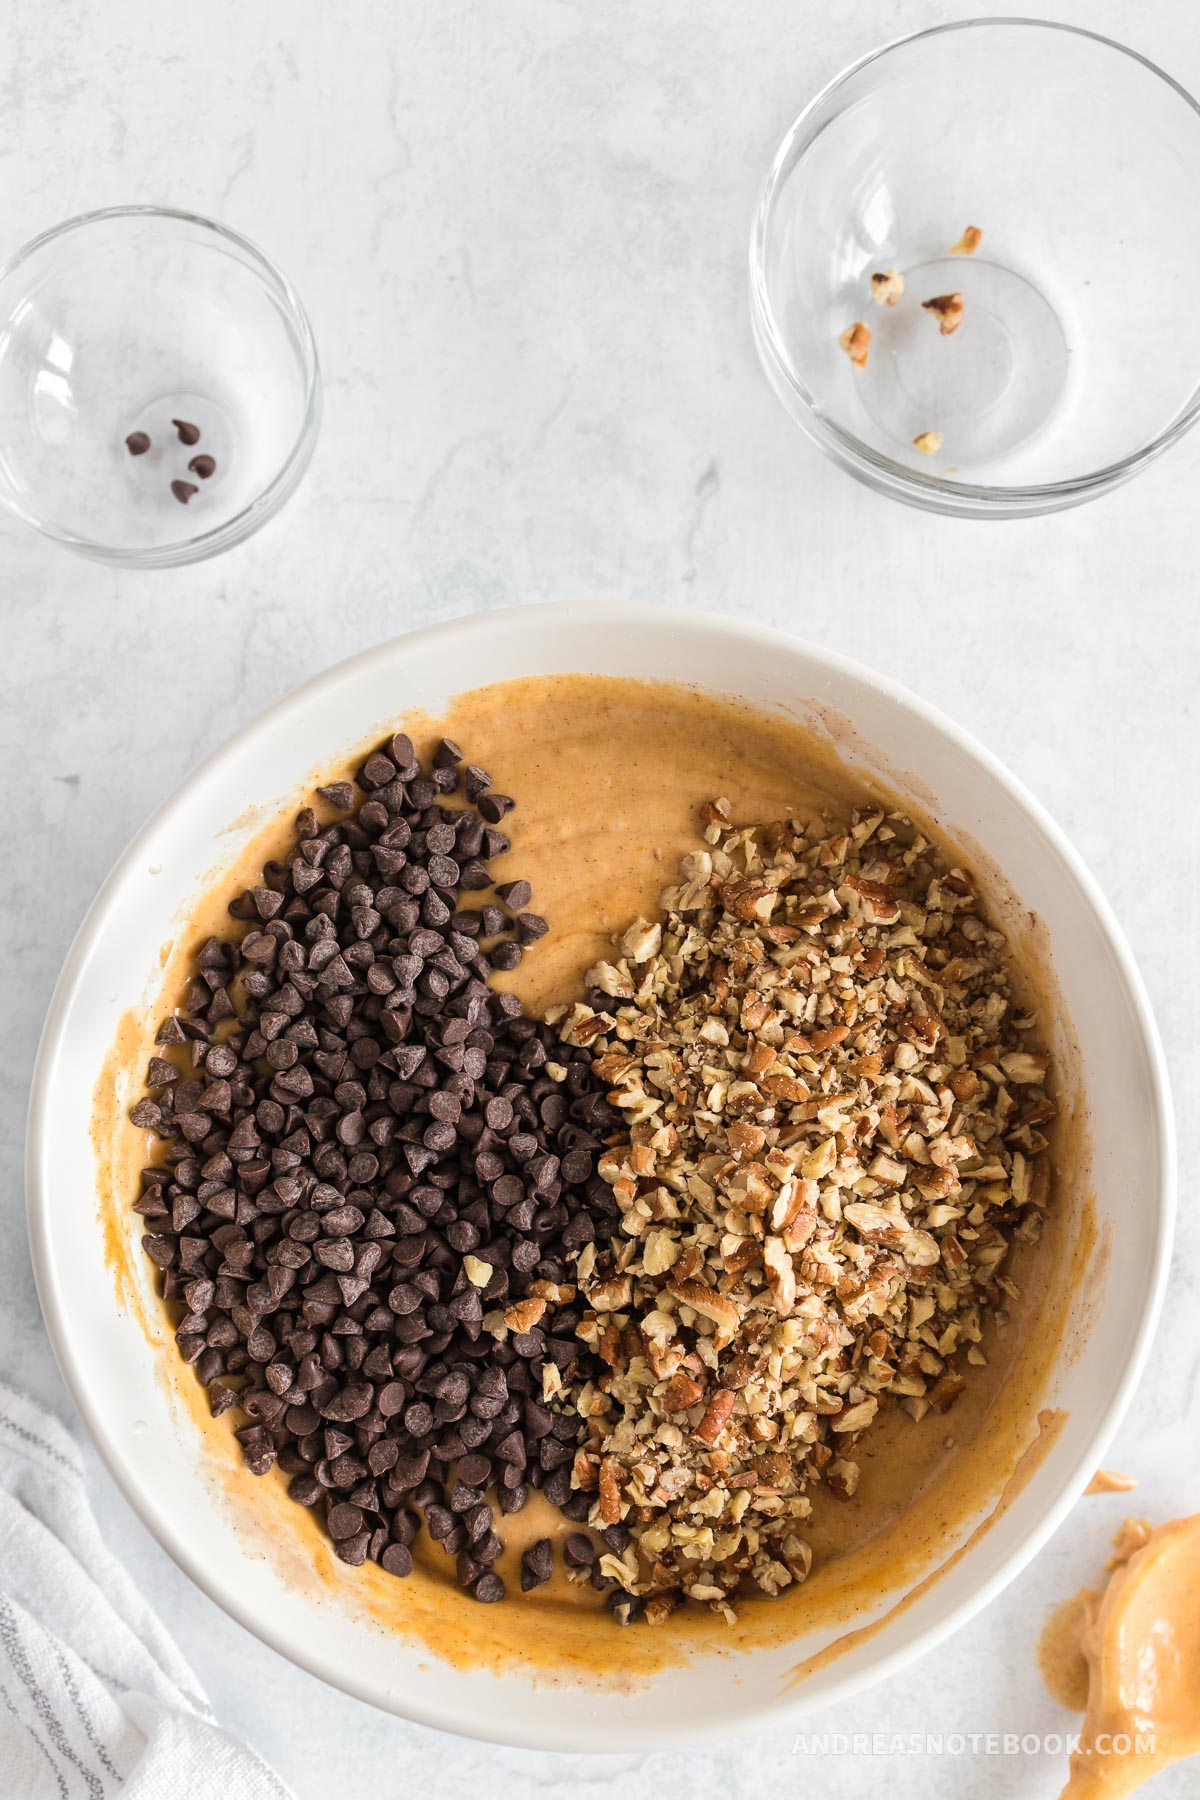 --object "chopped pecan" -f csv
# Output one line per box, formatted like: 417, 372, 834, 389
668, 1278, 741, 1345
661, 1371, 705, 1411
589, 1274, 633, 1312
694, 1388, 737, 1445
826, 1457, 860, 1500
720, 1350, 762, 1390
761, 1236, 797, 1314
870, 267, 905, 306
722, 1236, 761, 1276
598, 1456, 623, 1524
755, 1450, 791, 1485
838, 320, 871, 367
727, 1119, 767, 1160
721, 878, 777, 922
928, 1373, 966, 1412
762, 1072, 810, 1103
922, 293, 964, 335
504, 1297, 546, 1332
